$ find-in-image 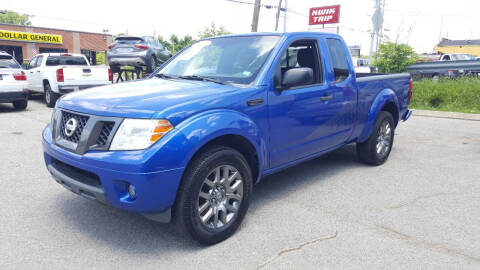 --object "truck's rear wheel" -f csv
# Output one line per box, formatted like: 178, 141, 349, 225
44, 83, 58, 108
174, 146, 252, 245
12, 99, 28, 110
357, 111, 395, 165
